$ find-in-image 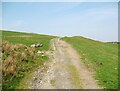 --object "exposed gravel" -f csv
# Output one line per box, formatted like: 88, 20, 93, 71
28, 38, 101, 89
